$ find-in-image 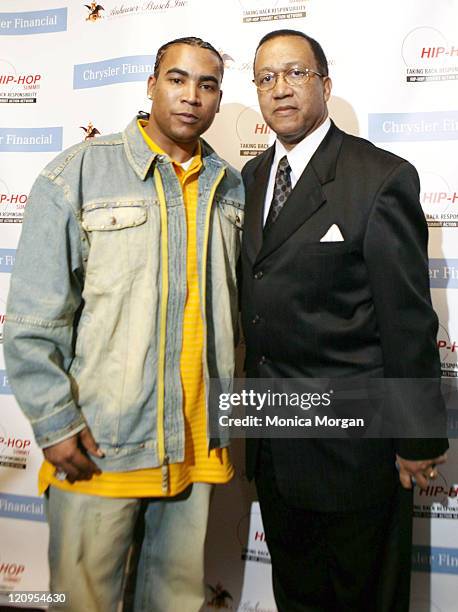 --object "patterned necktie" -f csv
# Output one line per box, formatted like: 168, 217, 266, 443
264, 155, 292, 230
